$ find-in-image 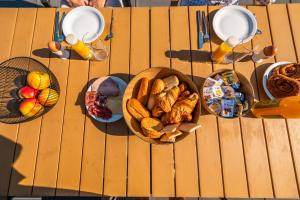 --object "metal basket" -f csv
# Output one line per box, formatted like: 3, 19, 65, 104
0, 57, 60, 124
